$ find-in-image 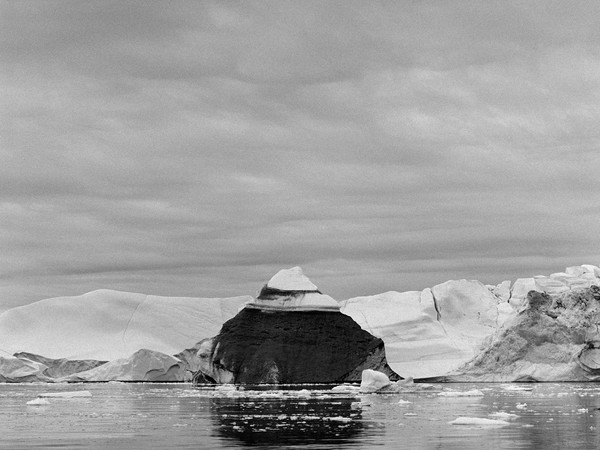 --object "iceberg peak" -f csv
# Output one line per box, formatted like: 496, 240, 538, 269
266, 266, 319, 292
